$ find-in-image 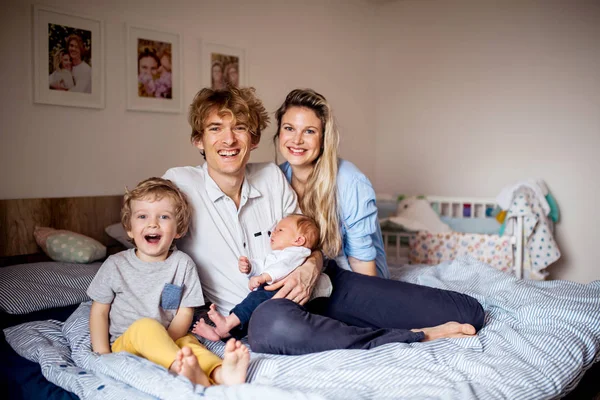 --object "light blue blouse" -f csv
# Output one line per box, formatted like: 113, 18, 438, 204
280, 159, 390, 279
